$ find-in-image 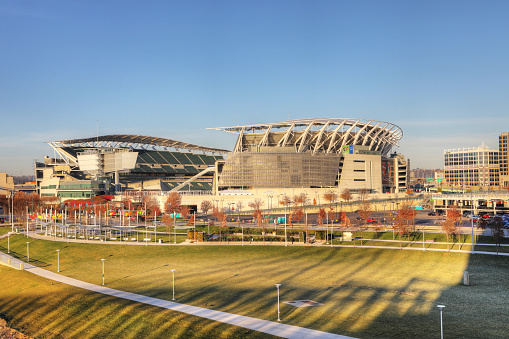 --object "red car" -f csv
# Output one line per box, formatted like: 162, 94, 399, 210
367, 218, 378, 223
